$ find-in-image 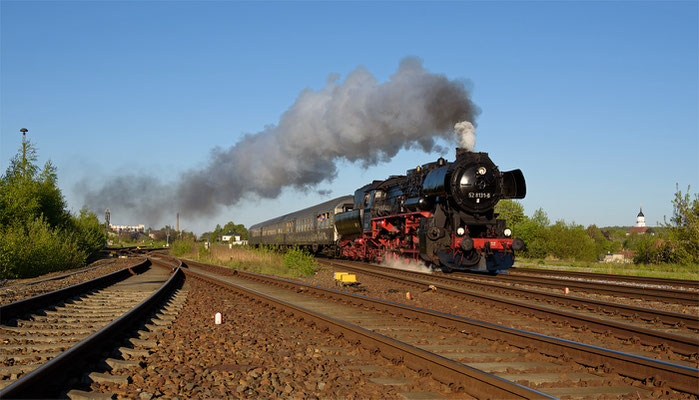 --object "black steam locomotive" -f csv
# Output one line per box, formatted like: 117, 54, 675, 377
249, 148, 526, 273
